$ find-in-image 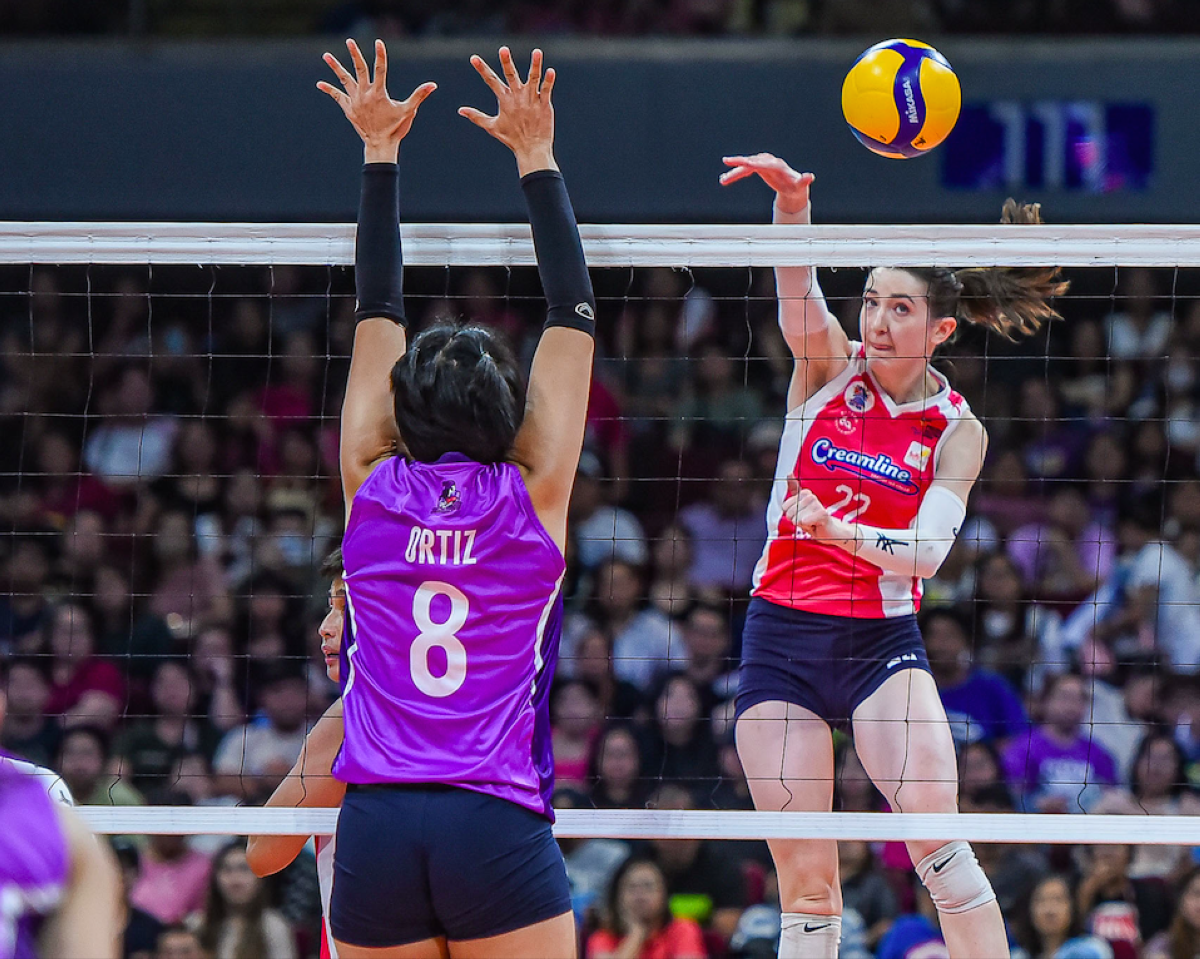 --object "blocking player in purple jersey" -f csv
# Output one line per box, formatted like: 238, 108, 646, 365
317, 39, 595, 959
0, 678, 122, 958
